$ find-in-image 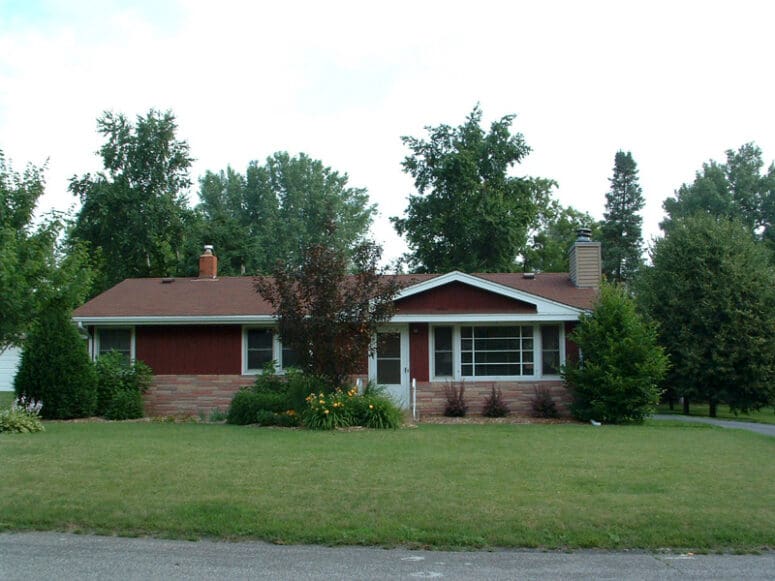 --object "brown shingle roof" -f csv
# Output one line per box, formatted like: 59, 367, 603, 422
73, 272, 597, 319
